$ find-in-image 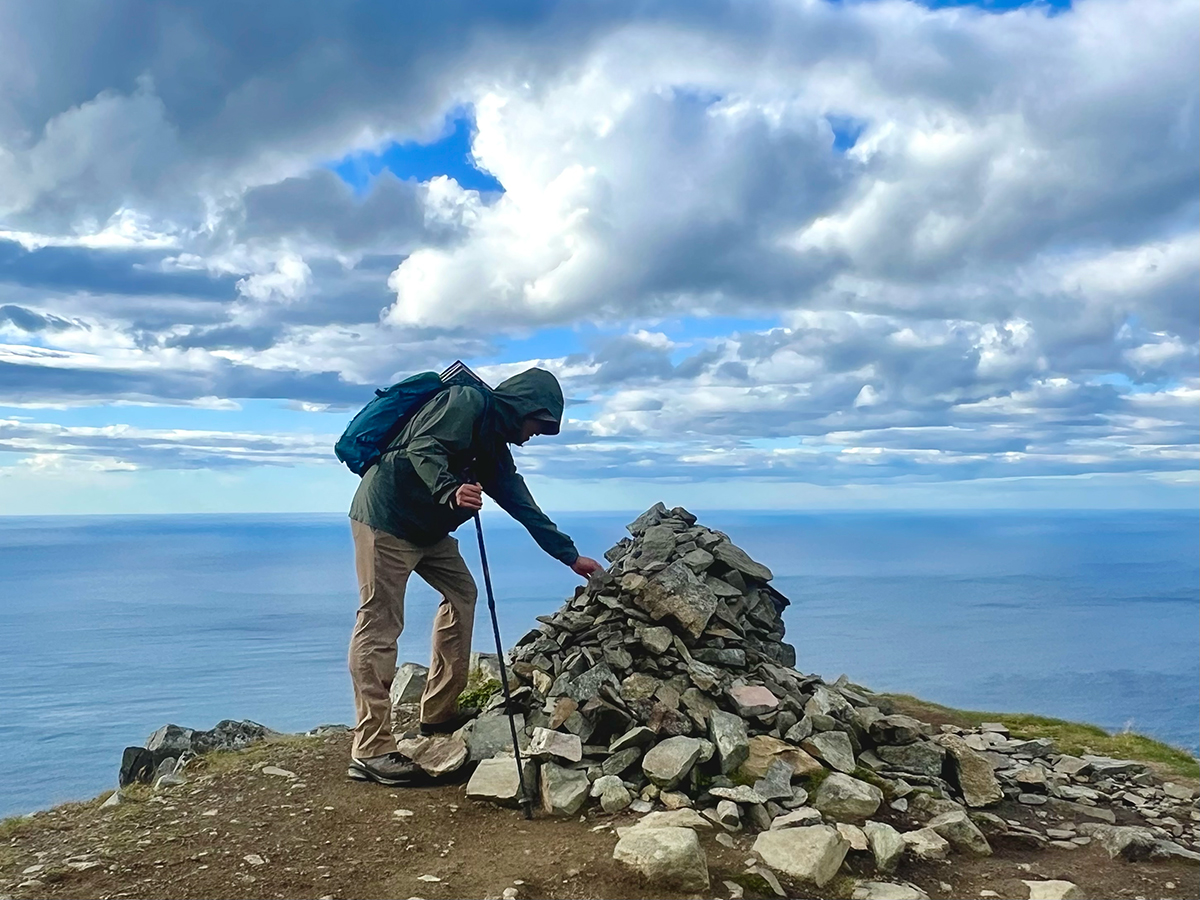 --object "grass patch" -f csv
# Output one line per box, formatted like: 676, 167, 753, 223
0, 815, 33, 842
187, 733, 322, 777
458, 677, 501, 711
881, 693, 1199, 780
